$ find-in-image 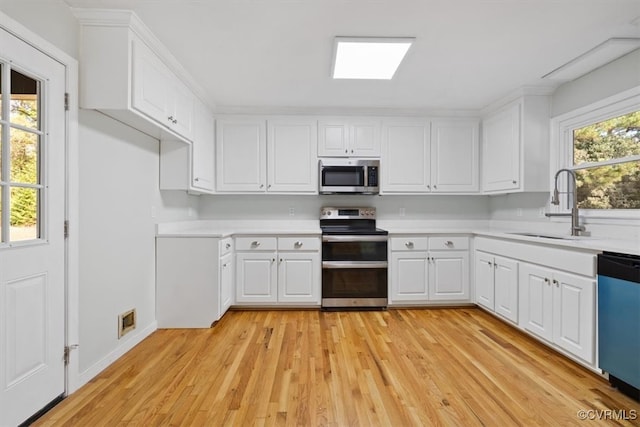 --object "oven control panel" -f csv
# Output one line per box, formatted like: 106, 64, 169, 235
320, 207, 376, 220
